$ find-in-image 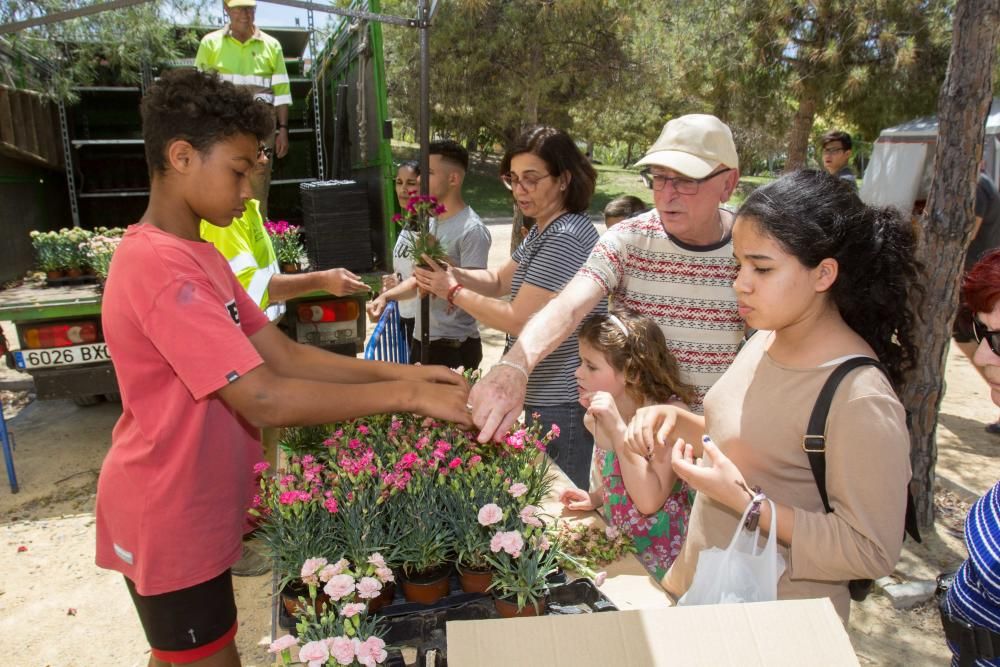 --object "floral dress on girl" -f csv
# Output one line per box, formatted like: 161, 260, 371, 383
594, 439, 694, 580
